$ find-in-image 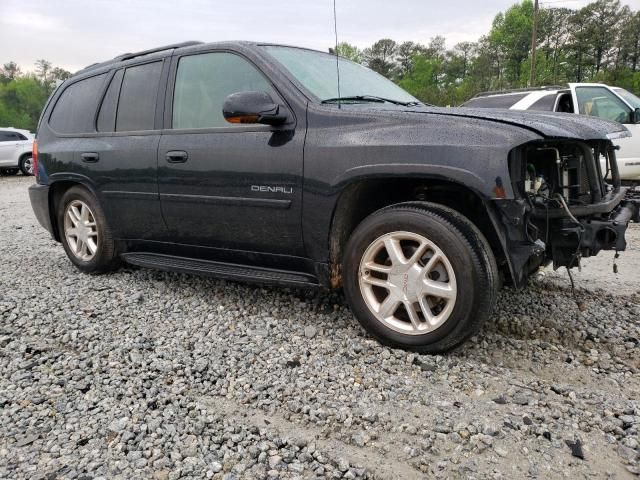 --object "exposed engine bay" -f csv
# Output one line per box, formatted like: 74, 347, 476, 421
510, 140, 640, 272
